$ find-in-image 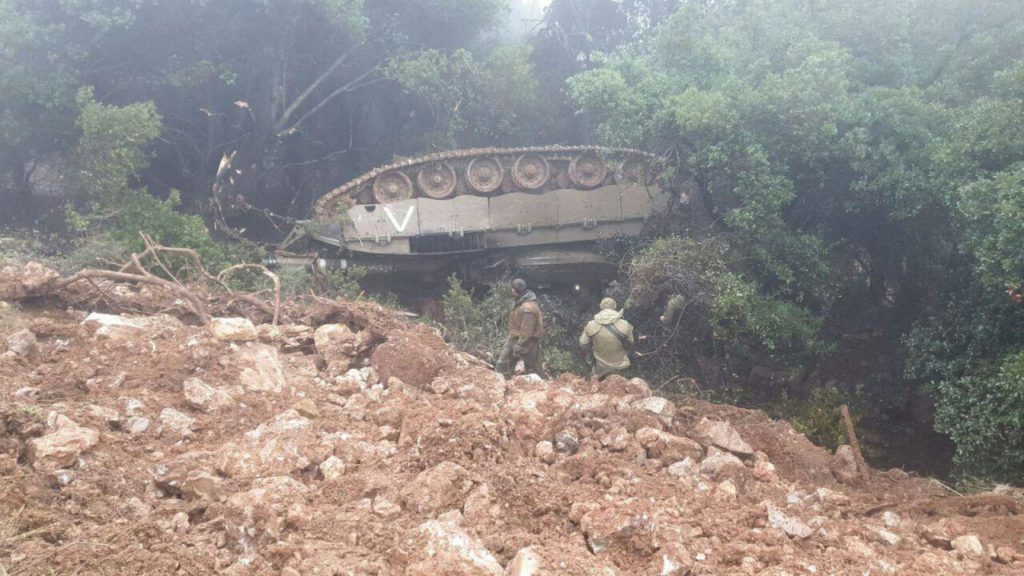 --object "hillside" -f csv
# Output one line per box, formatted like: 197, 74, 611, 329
1, 262, 1022, 575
